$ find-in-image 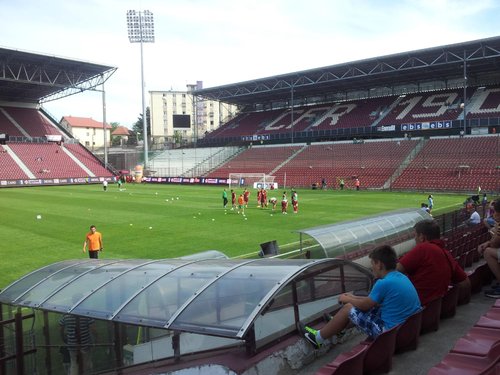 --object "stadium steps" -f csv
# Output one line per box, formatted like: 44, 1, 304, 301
201, 146, 247, 177
183, 146, 242, 177
269, 144, 308, 175
1, 144, 35, 178
383, 137, 428, 189
61, 144, 95, 177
